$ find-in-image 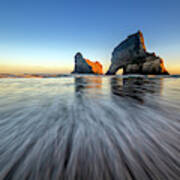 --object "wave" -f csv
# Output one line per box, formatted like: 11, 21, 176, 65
0, 76, 180, 180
